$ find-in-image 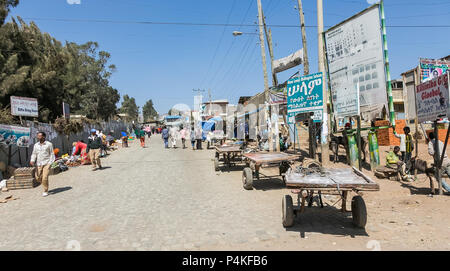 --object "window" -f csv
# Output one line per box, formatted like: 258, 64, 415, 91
371, 64, 376, 70
373, 82, 379, 89
360, 85, 365, 91
365, 74, 371, 81
359, 67, 364, 73
353, 78, 359, 84
366, 84, 372, 90
372, 72, 378, 79
365, 64, 371, 71
352, 69, 359, 75
359, 76, 364, 82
